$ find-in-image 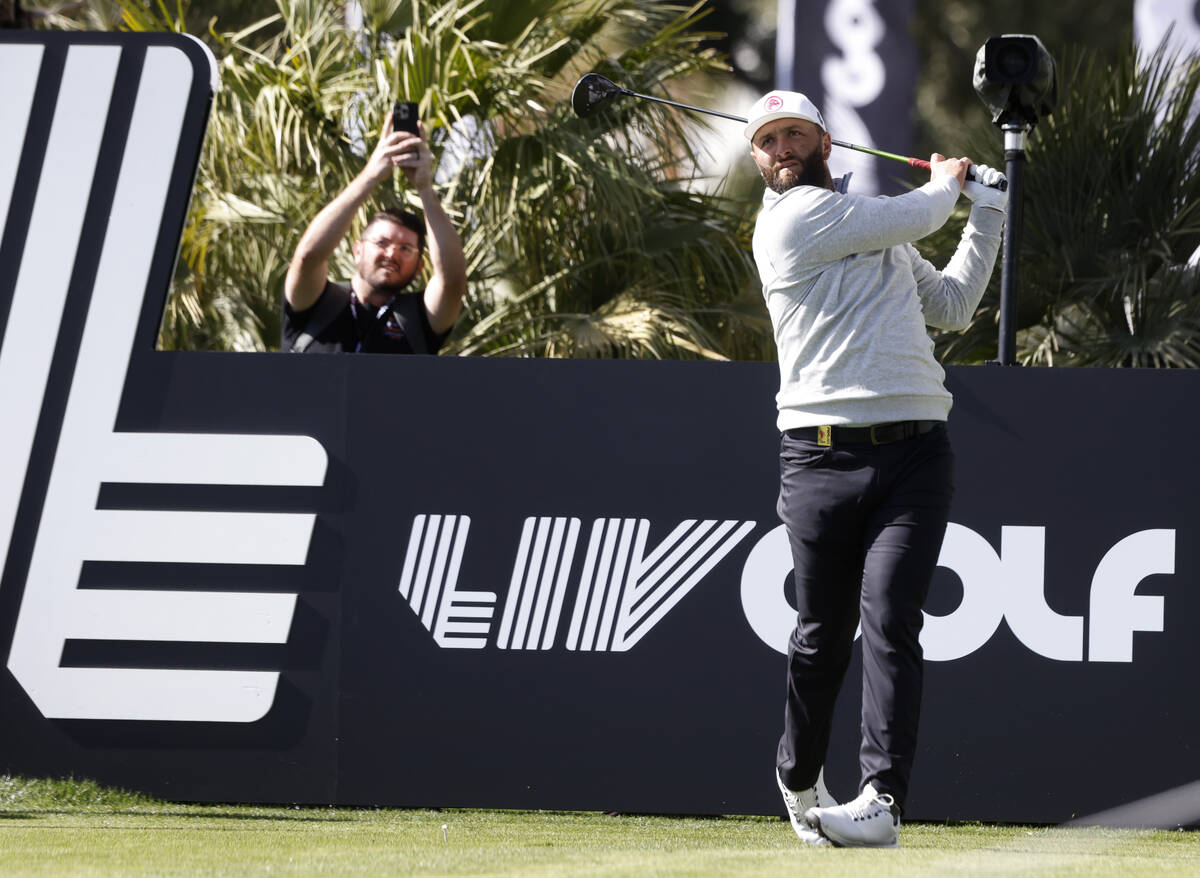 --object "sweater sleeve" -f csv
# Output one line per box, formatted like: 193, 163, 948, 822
770, 176, 961, 266
909, 205, 1005, 330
